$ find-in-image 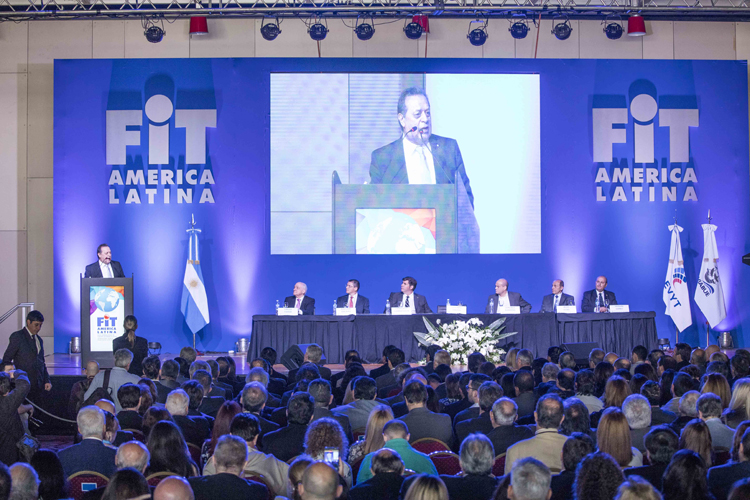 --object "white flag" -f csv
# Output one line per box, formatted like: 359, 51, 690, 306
663, 224, 692, 332
695, 224, 727, 327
